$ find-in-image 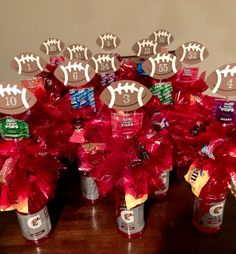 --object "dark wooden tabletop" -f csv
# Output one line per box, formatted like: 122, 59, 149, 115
0, 167, 236, 254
